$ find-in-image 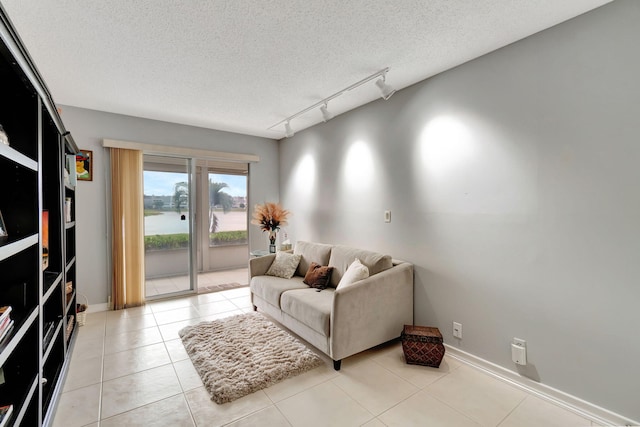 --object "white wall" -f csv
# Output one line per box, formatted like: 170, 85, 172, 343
58, 106, 279, 307
279, 0, 640, 421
